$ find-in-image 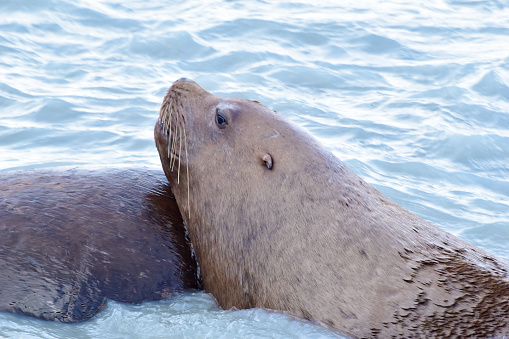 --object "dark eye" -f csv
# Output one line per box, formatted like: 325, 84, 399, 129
215, 109, 228, 128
